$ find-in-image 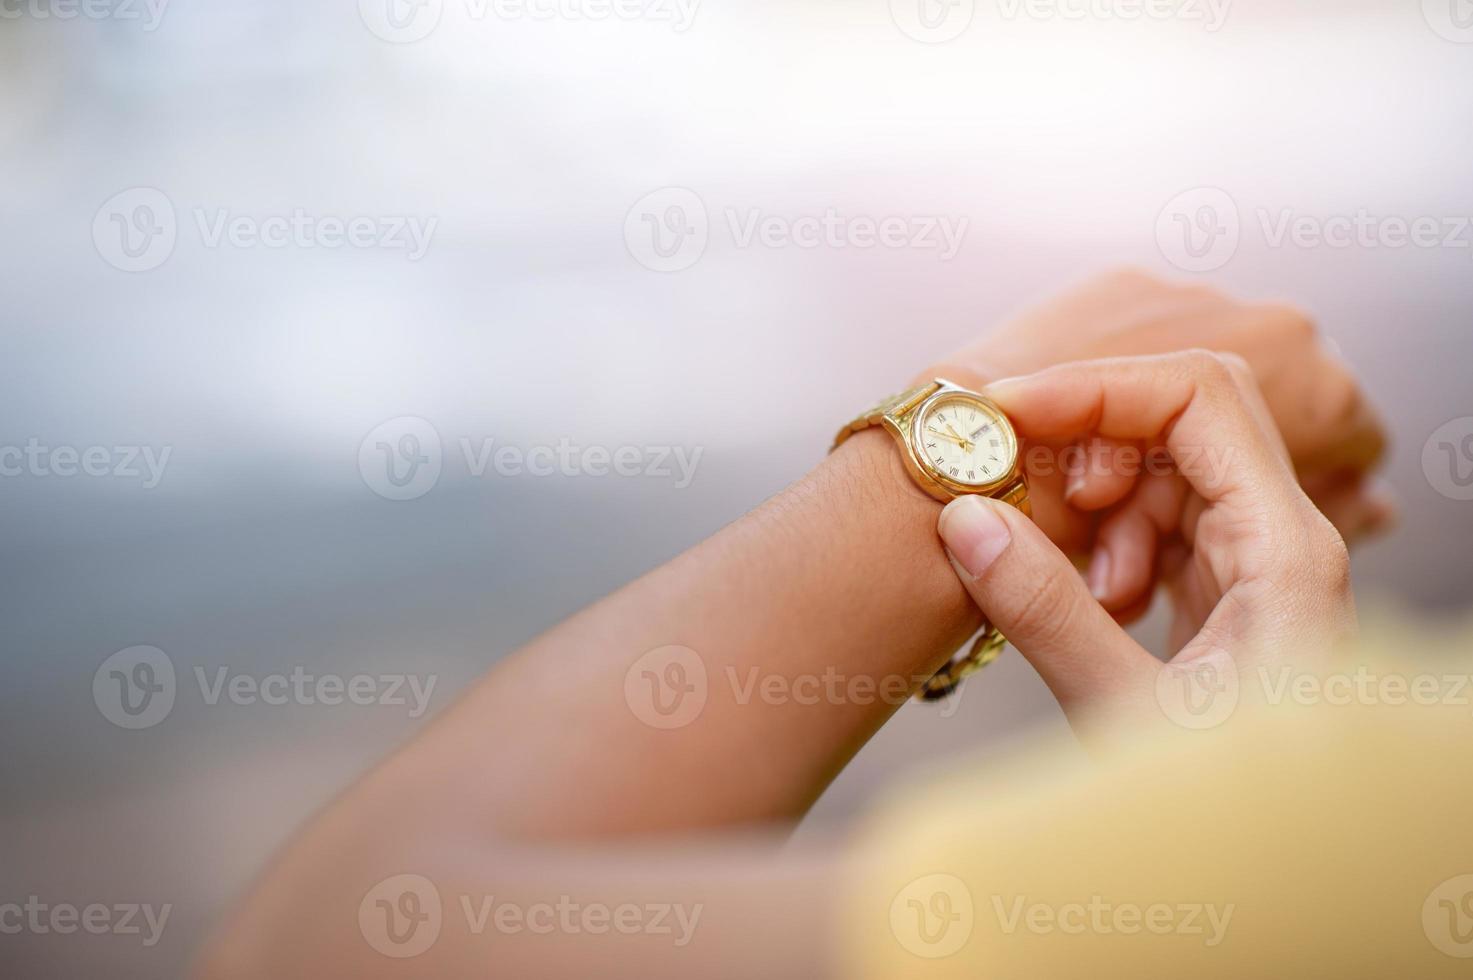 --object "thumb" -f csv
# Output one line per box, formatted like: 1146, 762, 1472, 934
937, 495, 1159, 716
